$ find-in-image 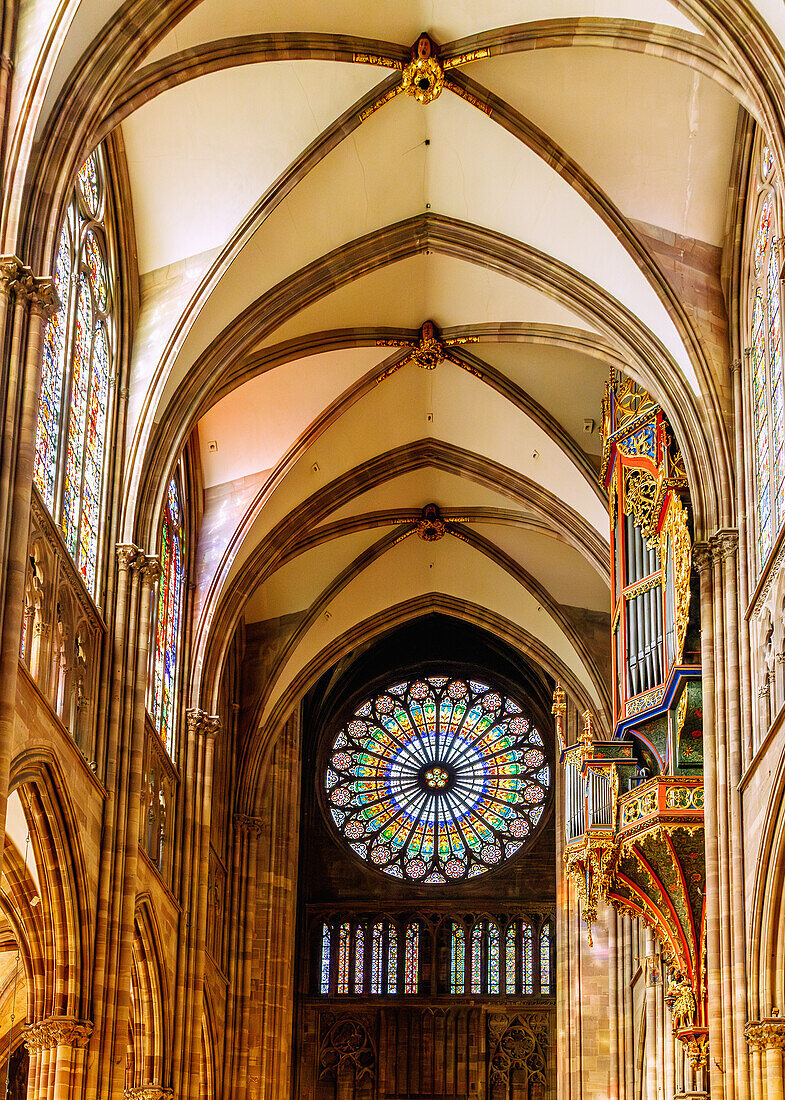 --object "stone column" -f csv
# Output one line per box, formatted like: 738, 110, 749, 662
24, 1016, 92, 1100
225, 812, 264, 1100
693, 542, 725, 1098
0, 264, 56, 866
644, 931, 658, 1100
257, 713, 302, 1098
174, 707, 220, 1100
746, 1017, 785, 1100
